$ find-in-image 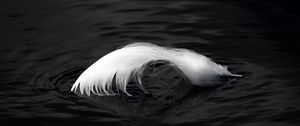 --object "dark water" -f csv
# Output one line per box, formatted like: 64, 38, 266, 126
1, 0, 300, 125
